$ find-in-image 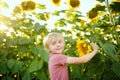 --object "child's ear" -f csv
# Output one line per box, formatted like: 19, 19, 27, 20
49, 49, 51, 53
